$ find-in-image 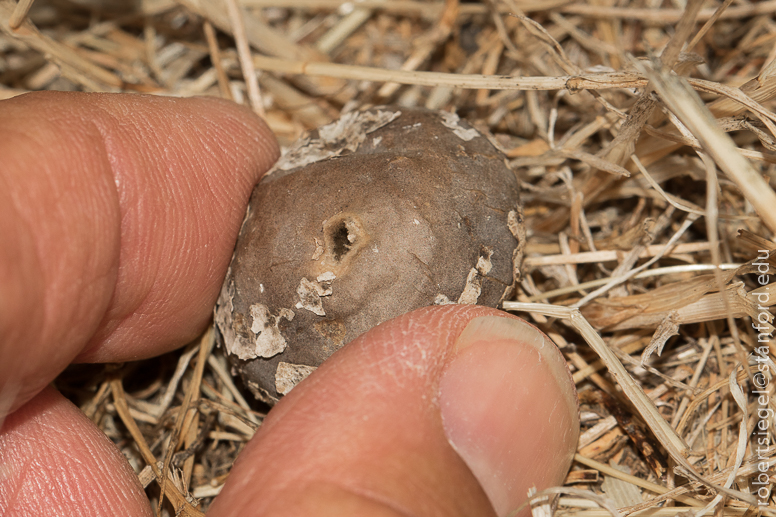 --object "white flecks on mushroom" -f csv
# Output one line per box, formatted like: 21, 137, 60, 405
433, 294, 454, 305
275, 362, 318, 395
244, 378, 278, 405
457, 248, 494, 304
273, 109, 401, 171
275, 361, 317, 395
312, 237, 325, 260
243, 303, 295, 360
439, 111, 480, 141
316, 271, 336, 282
295, 277, 333, 316
215, 279, 292, 361
344, 218, 362, 242
214, 277, 238, 352
507, 210, 520, 235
